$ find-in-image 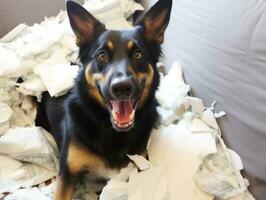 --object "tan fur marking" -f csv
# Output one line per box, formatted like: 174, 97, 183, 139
137, 71, 146, 81
55, 176, 75, 200
146, 64, 154, 85
107, 41, 114, 50
127, 40, 134, 49
67, 143, 105, 175
85, 64, 104, 106
140, 64, 154, 106
85, 64, 95, 87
